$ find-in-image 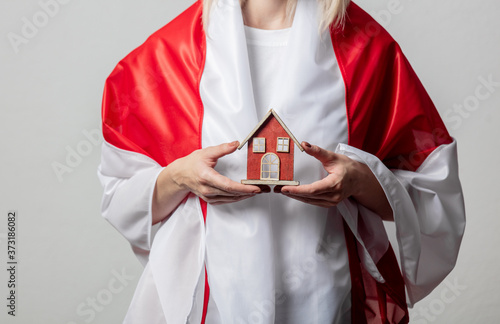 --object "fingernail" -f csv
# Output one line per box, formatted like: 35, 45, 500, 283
282, 189, 289, 194
231, 141, 239, 147
303, 142, 312, 148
